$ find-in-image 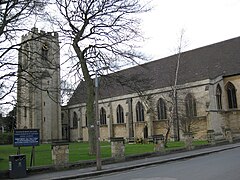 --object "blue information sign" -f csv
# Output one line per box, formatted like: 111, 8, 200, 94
14, 129, 40, 147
